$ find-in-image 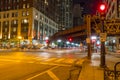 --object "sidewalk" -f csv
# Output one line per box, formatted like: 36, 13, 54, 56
78, 54, 104, 80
